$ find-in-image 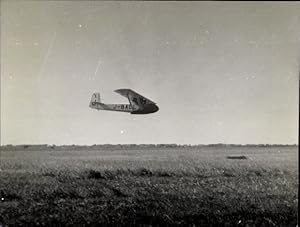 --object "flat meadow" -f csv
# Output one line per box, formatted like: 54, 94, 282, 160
0, 145, 298, 226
